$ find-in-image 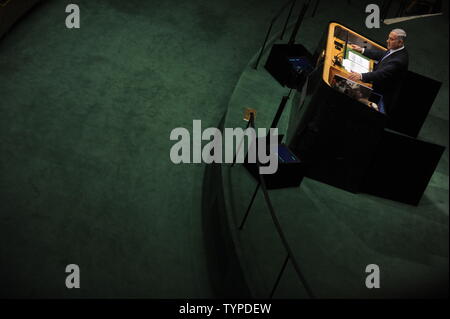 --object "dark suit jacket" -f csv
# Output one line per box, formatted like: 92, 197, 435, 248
361, 47, 409, 114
